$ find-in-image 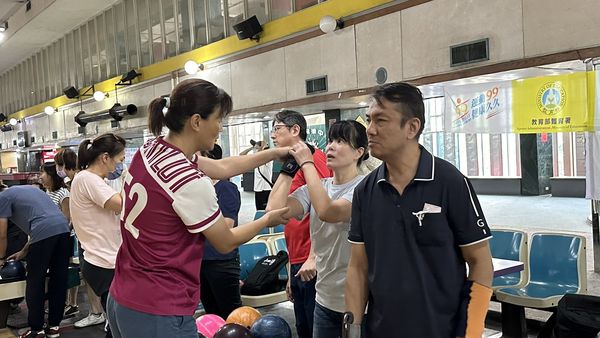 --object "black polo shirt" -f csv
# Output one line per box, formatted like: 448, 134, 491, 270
348, 146, 491, 338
